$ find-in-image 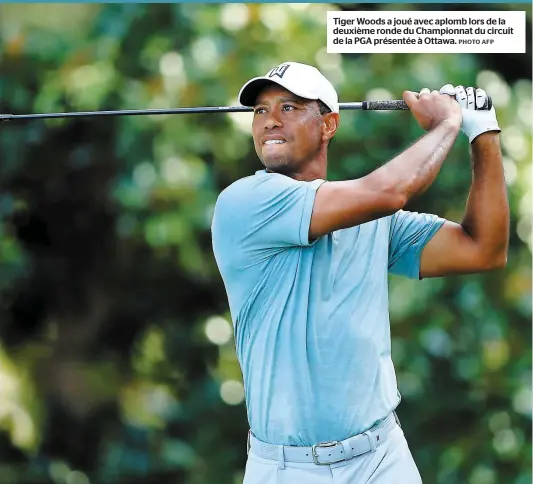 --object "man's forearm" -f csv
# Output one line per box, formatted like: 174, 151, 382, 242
461, 133, 509, 263
368, 119, 460, 204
